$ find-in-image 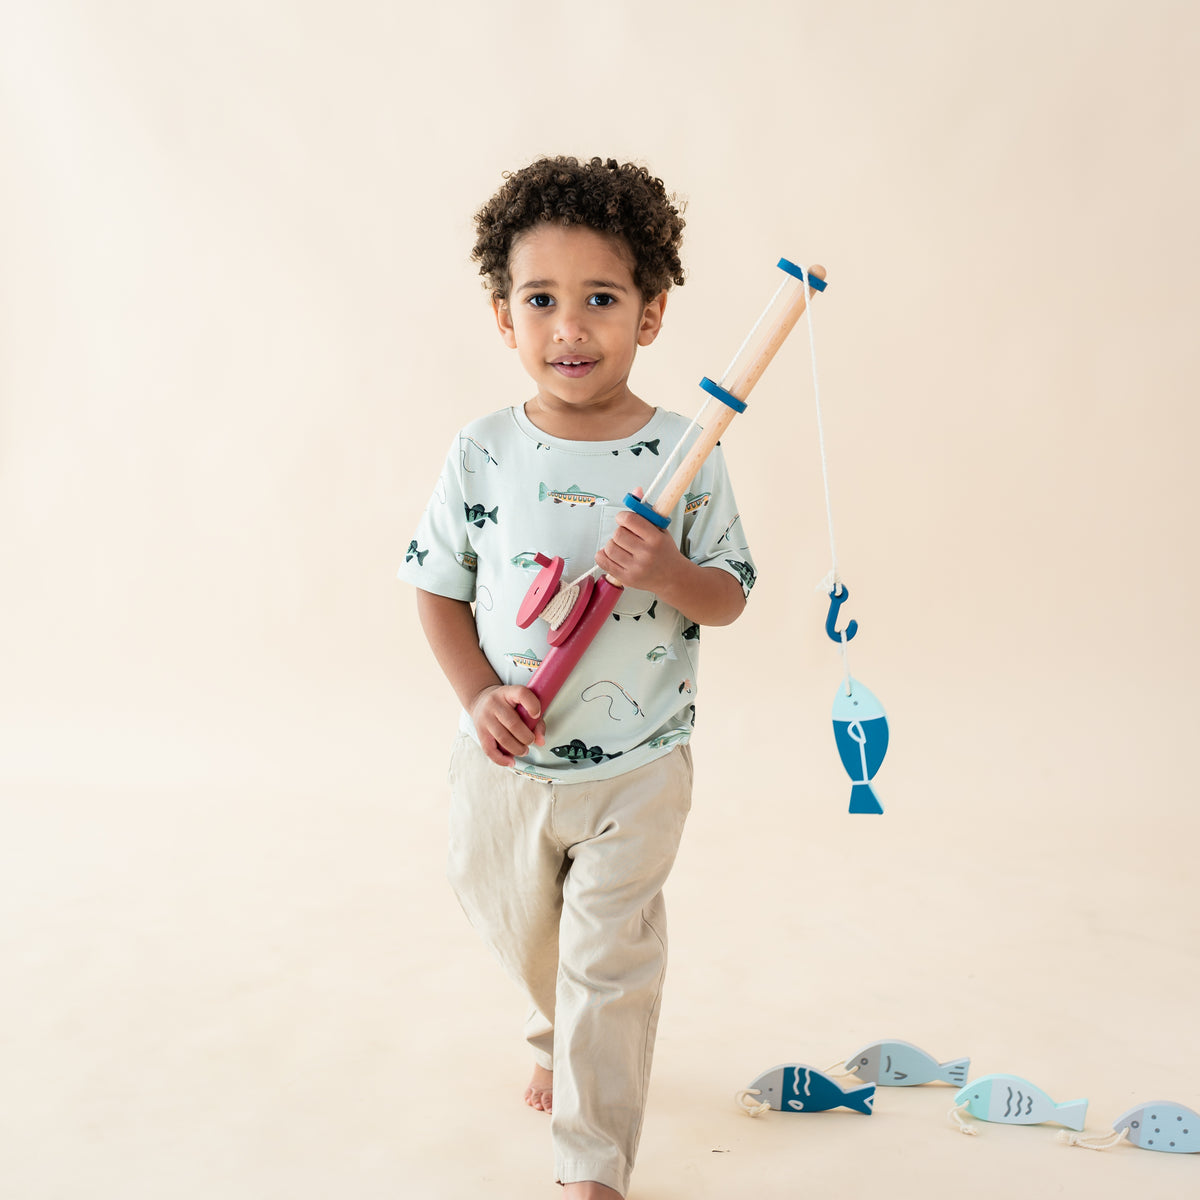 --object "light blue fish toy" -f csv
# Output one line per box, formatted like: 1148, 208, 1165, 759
845, 1040, 969, 1087
1061, 1101, 1200, 1153
832, 680, 888, 815
825, 586, 886, 814
737, 1064, 875, 1116
952, 1074, 1087, 1133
